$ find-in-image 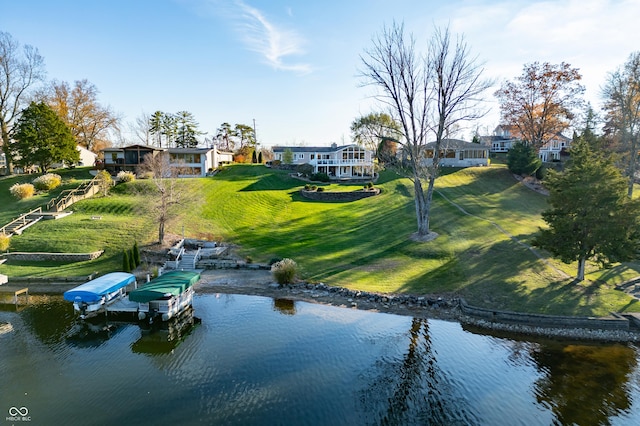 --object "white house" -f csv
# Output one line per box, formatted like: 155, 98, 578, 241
168, 147, 233, 177
101, 144, 234, 177
483, 125, 571, 161
76, 145, 97, 167
423, 139, 490, 167
272, 143, 374, 179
